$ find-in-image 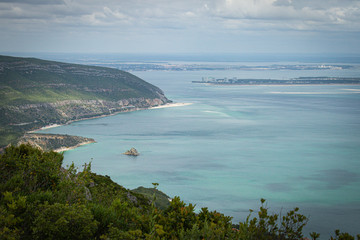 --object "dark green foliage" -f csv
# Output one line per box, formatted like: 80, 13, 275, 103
0, 145, 359, 239
178, 207, 236, 240
237, 198, 308, 240
132, 186, 171, 210
330, 230, 360, 240
279, 206, 308, 239
162, 196, 197, 235
32, 202, 98, 240
0, 144, 63, 194
310, 231, 321, 240
0, 192, 27, 239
